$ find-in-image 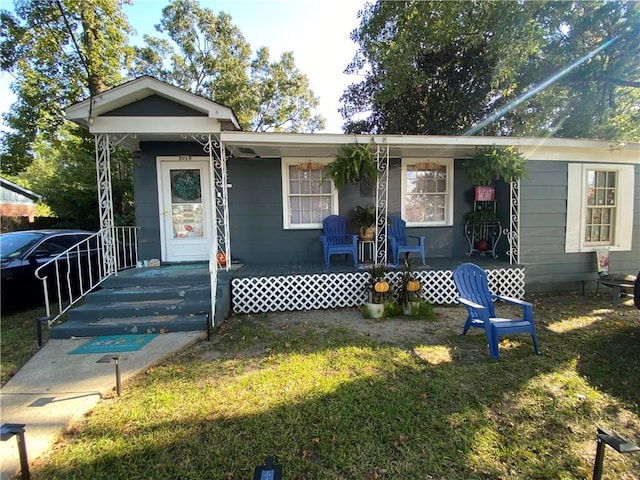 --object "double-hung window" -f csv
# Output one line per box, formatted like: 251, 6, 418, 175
566, 163, 634, 252
401, 158, 454, 226
281, 158, 337, 229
